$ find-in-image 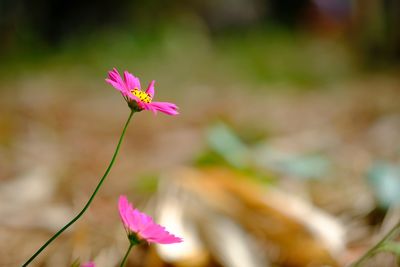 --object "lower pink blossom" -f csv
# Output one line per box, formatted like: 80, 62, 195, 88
118, 195, 183, 244
81, 261, 95, 267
